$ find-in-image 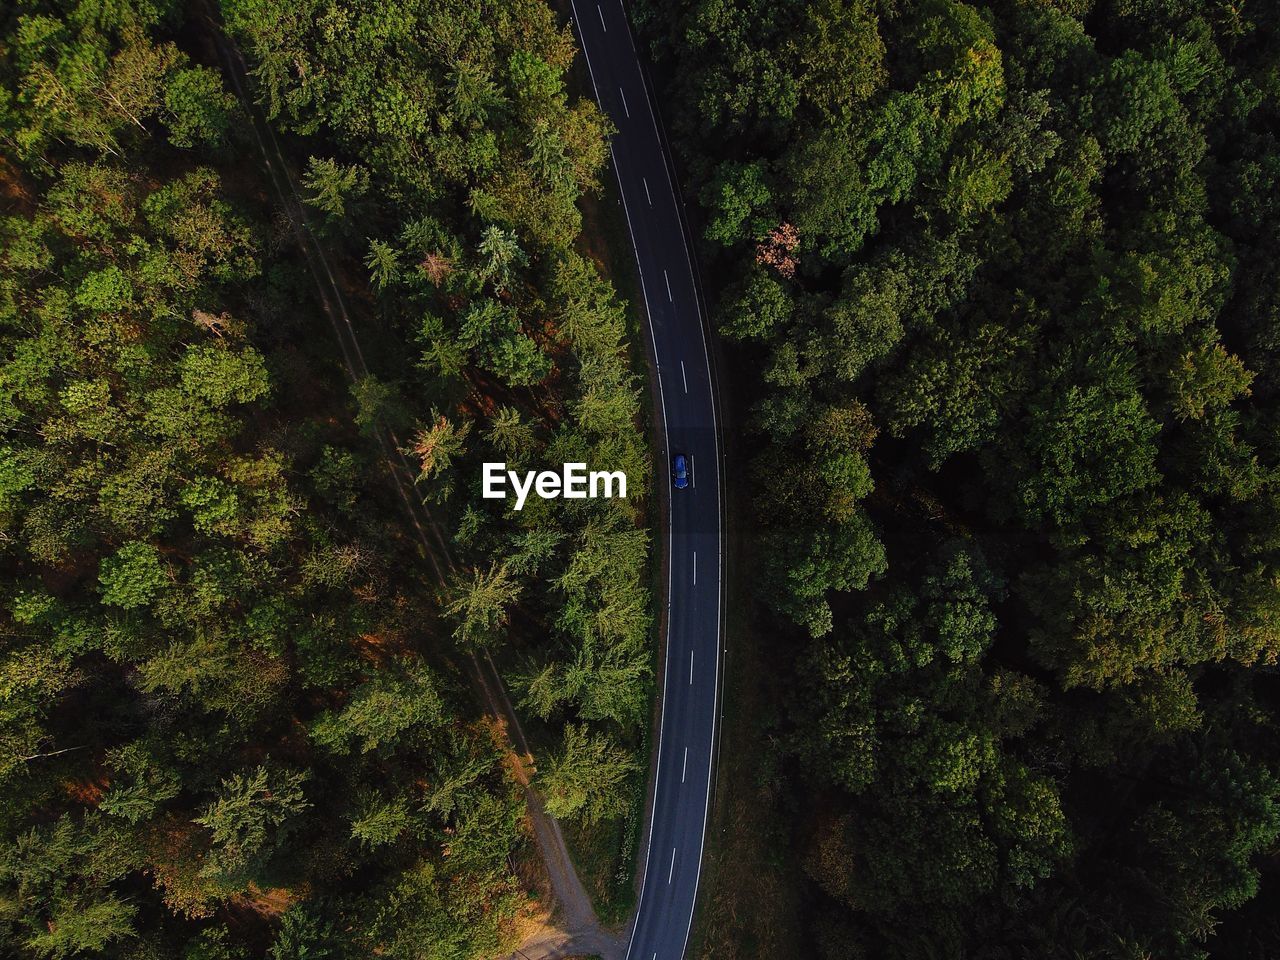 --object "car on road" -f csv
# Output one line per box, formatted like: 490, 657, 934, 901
672, 453, 689, 489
